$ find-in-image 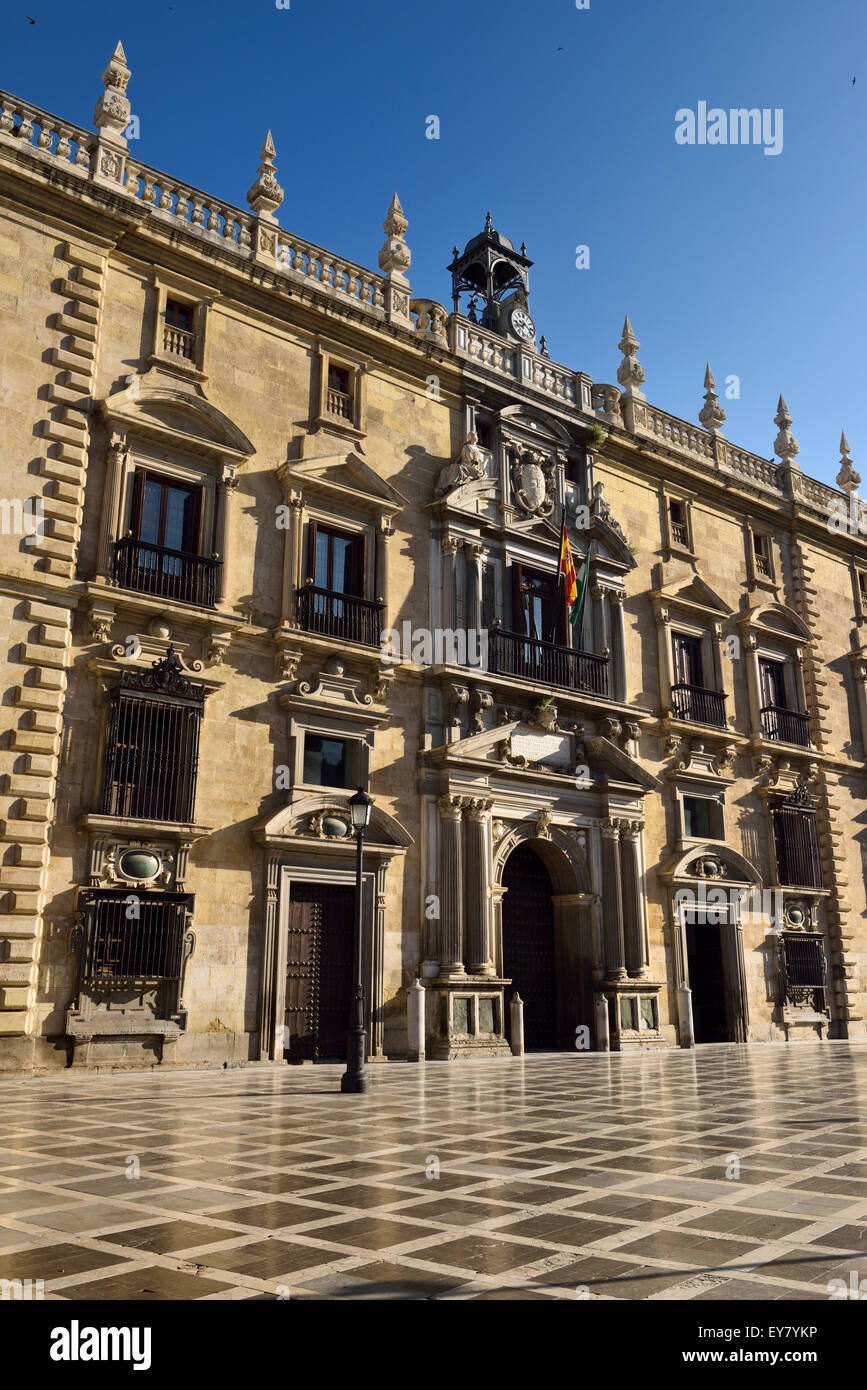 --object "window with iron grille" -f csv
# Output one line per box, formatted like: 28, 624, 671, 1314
80, 890, 190, 984
779, 932, 827, 1013
101, 648, 206, 824
771, 790, 823, 888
